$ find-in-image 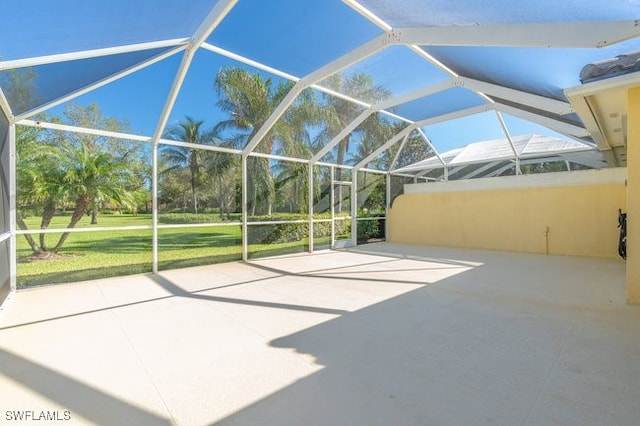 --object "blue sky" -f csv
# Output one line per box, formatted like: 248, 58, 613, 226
4, 0, 637, 157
